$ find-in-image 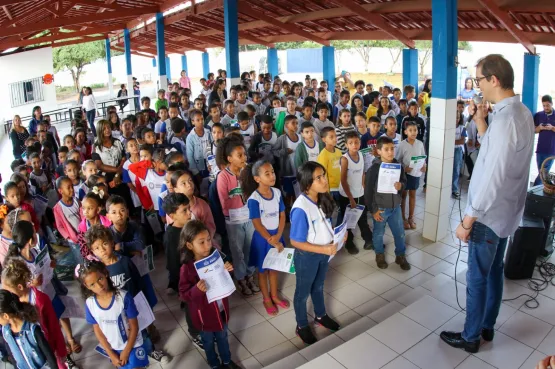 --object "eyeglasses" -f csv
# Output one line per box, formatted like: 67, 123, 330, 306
473, 75, 491, 85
